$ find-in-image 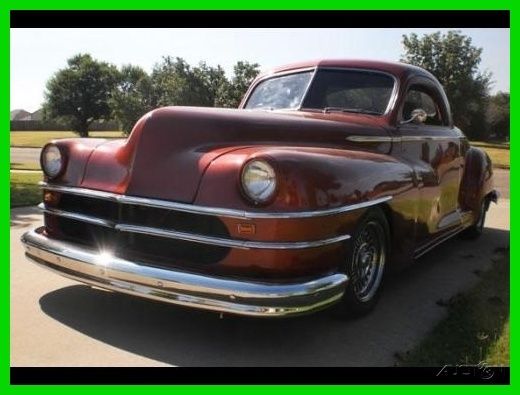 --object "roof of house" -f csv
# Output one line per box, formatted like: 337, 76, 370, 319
10, 109, 31, 121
